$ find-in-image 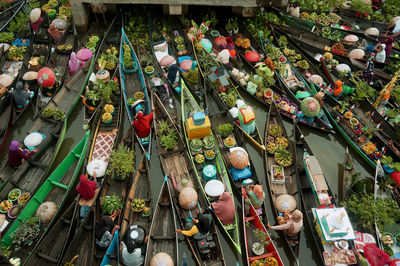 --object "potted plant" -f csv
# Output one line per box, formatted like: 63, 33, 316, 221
195, 154, 205, 164
203, 136, 214, 149
85, 89, 100, 108
18, 192, 30, 206
100, 194, 123, 215
10, 217, 40, 251
157, 119, 170, 136
160, 132, 178, 150
247, 226, 272, 256
107, 144, 135, 180
232, 18, 239, 34
134, 91, 145, 101
225, 19, 233, 36
8, 189, 21, 202
102, 112, 112, 124
297, 60, 309, 71
123, 43, 137, 73
104, 104, 114, 114
190, 138, 203, 152
217, 123, 234, 137
53, 109, 65, 120
89, 35, 100, 43
144, 65, 154, 75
